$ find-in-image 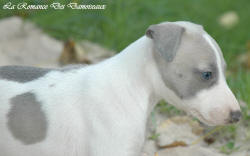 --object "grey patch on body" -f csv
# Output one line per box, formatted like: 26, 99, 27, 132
151, 22, 221, 99
0, 64, 85, 83
0, 66, 52, 83
7, 92, 47, 145
49, 84, 55, 87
